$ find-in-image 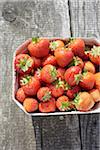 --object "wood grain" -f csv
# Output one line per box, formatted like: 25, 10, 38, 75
69, 0, 100, 149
